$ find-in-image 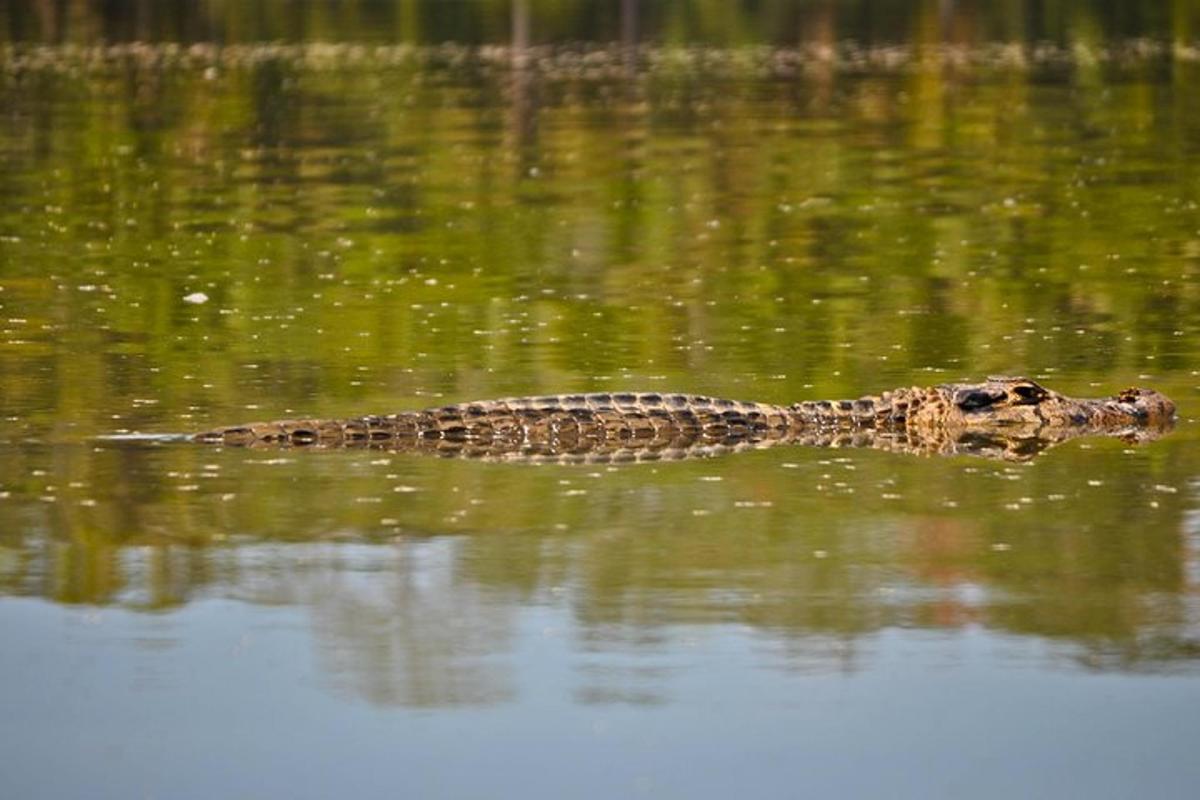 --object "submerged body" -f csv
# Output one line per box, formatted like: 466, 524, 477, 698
190, 378, 1175, 462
